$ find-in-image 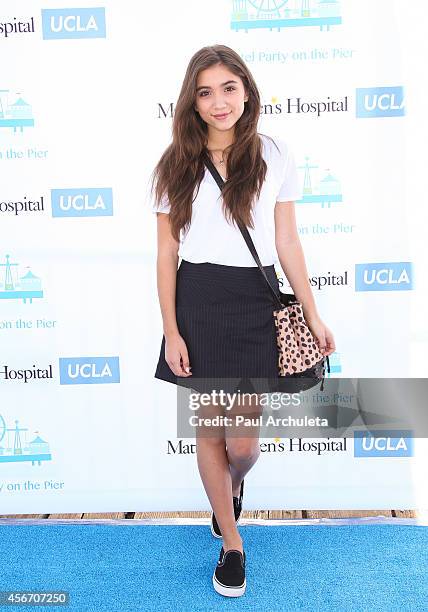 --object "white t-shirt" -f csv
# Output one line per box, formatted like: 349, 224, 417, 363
151, 133, 303, 266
